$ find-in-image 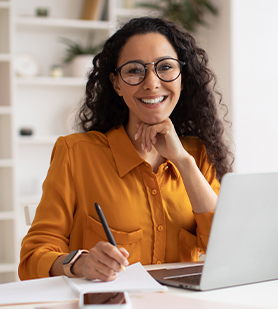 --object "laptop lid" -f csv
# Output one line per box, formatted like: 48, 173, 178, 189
200, 172, 278, 290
